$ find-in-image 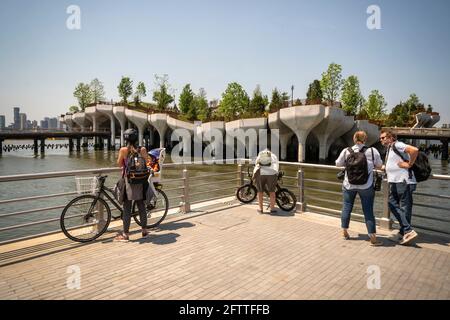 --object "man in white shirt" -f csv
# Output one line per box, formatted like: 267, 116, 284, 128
253, 149, 279, 214
336, 131, 383, 246
380, 129, 419, 245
